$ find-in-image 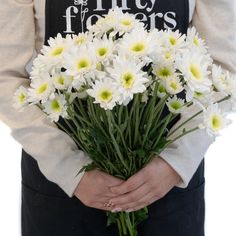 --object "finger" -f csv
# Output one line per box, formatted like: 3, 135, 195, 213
121, 193, 158, 213
110, 171, 146, 195
109, 183, 150, 207
100, 172, 124, 186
